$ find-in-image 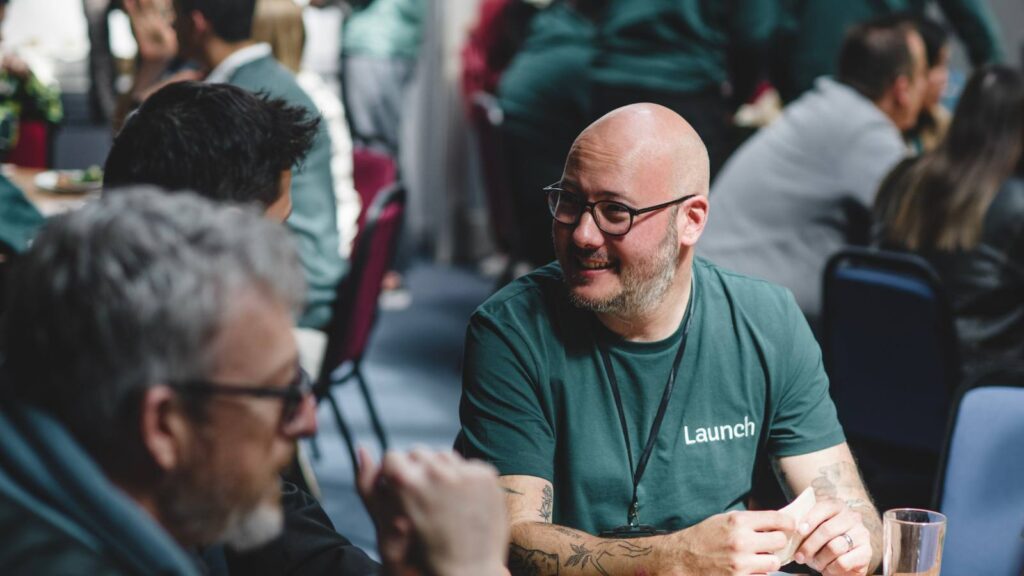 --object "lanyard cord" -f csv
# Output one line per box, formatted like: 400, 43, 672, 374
598, 282, 696, 527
